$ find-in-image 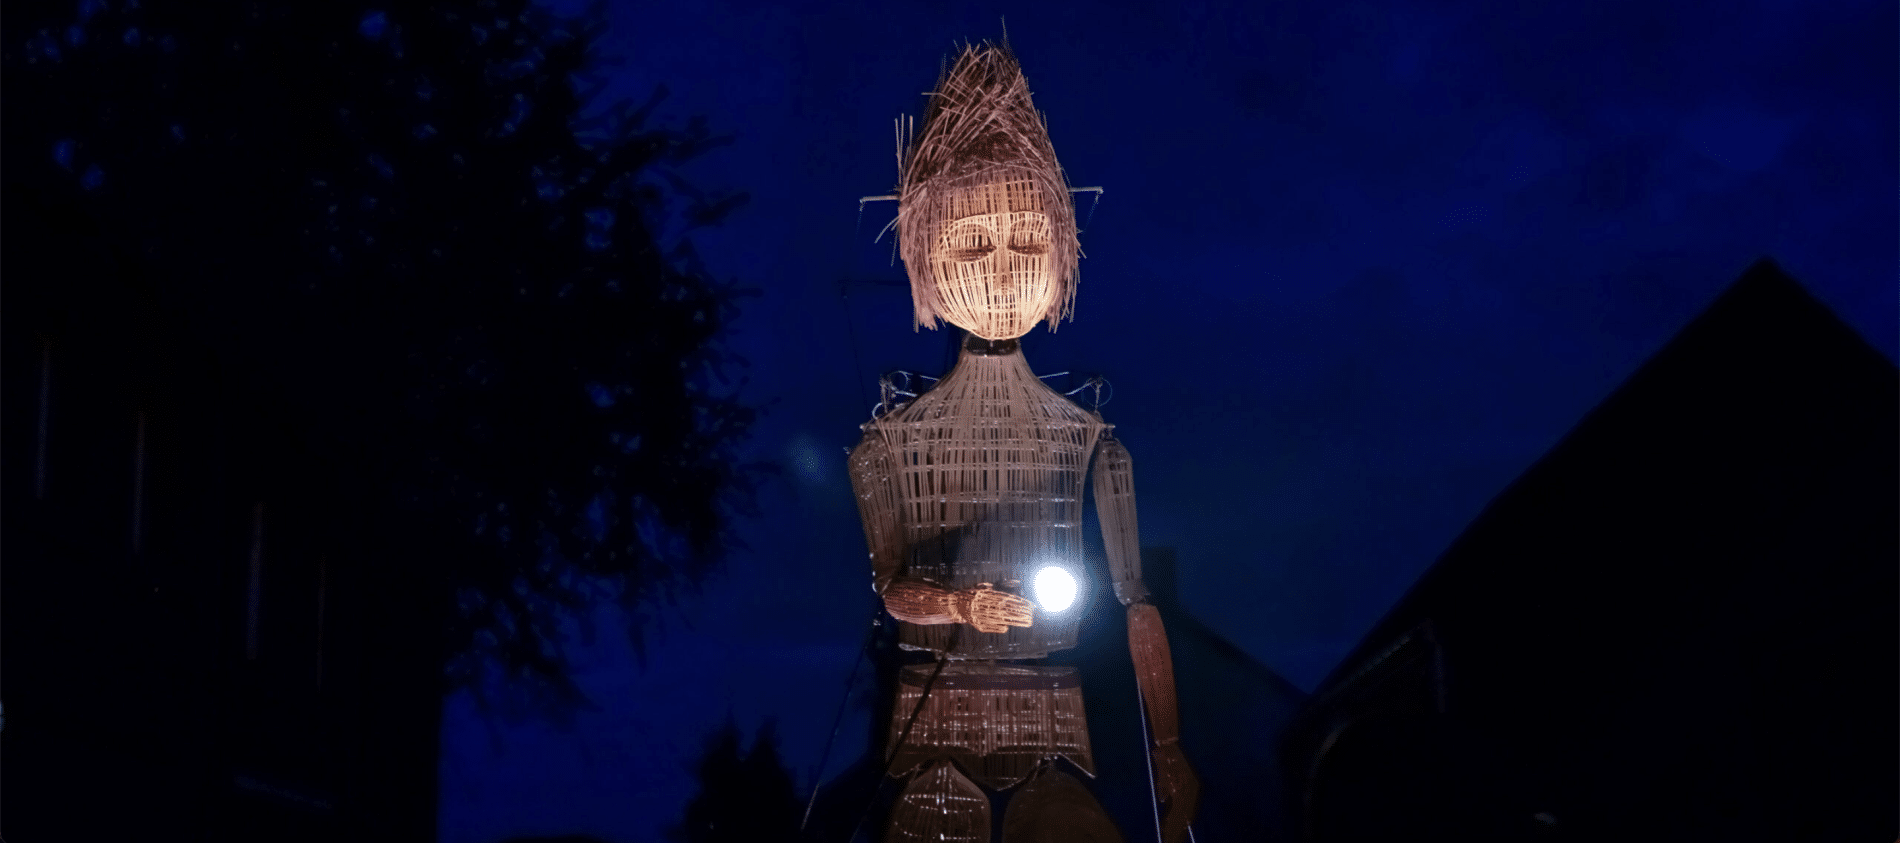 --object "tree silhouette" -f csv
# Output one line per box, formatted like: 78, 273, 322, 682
3, 0, 759, 715
672, 718, 805, 843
